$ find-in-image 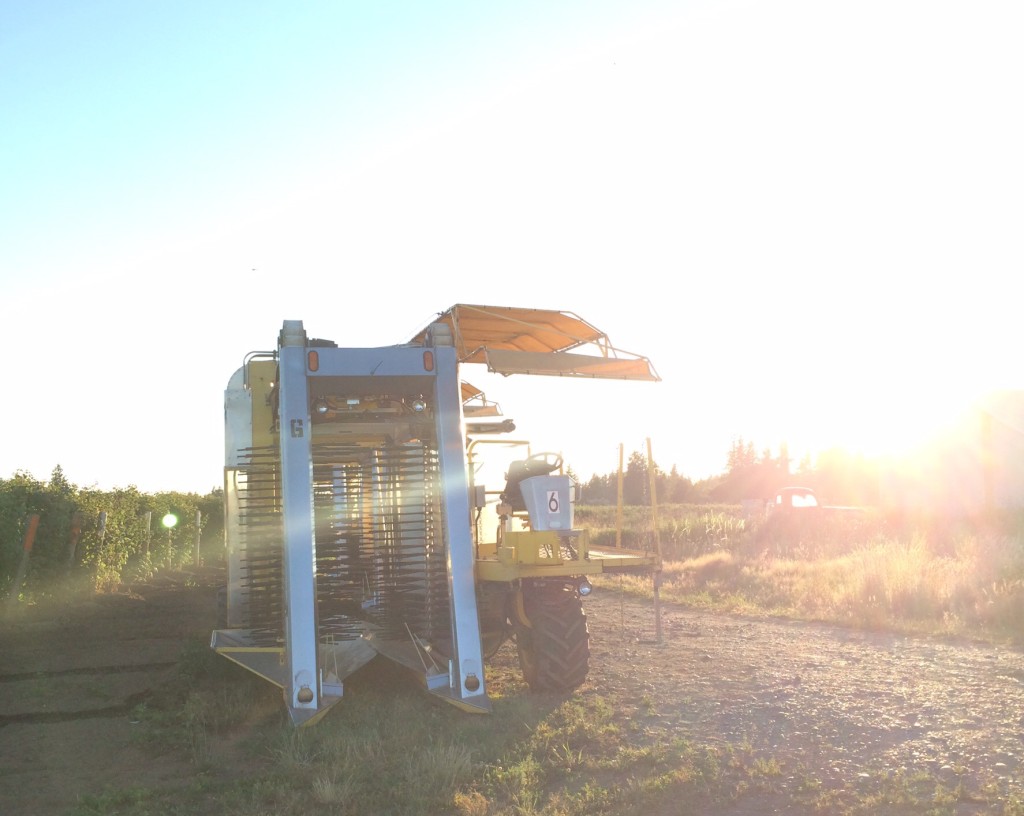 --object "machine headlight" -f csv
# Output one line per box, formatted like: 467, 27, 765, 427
578, 578, 593, 596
